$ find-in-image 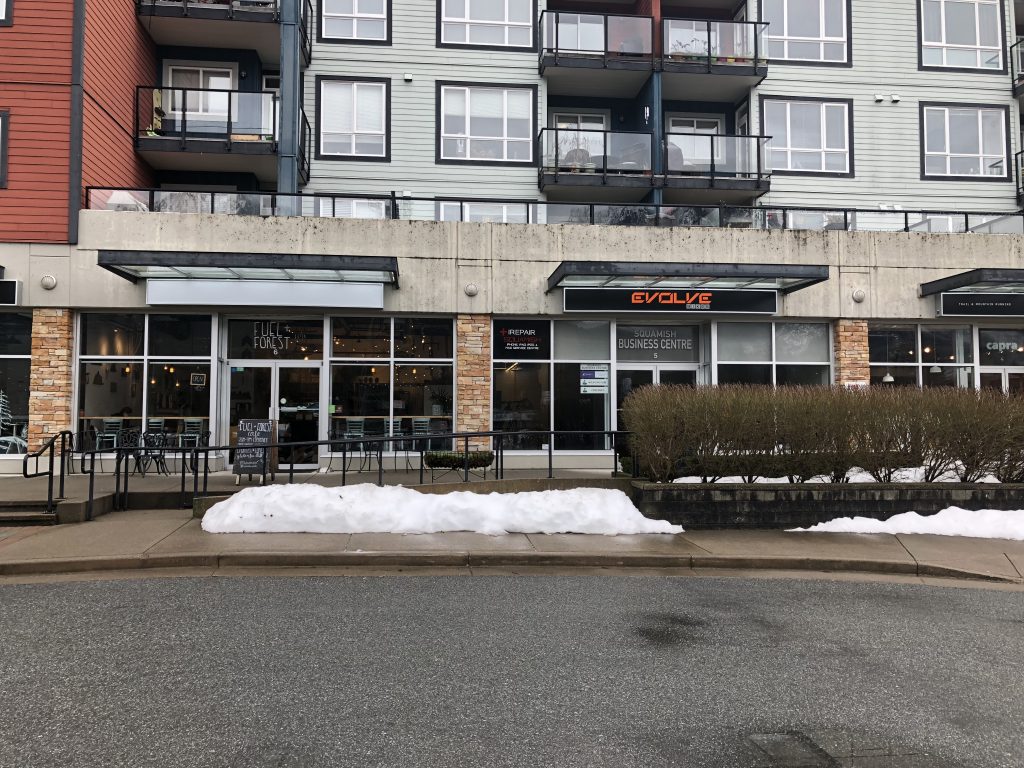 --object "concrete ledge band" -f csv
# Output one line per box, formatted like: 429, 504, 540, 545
0, 552, 1017, 583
